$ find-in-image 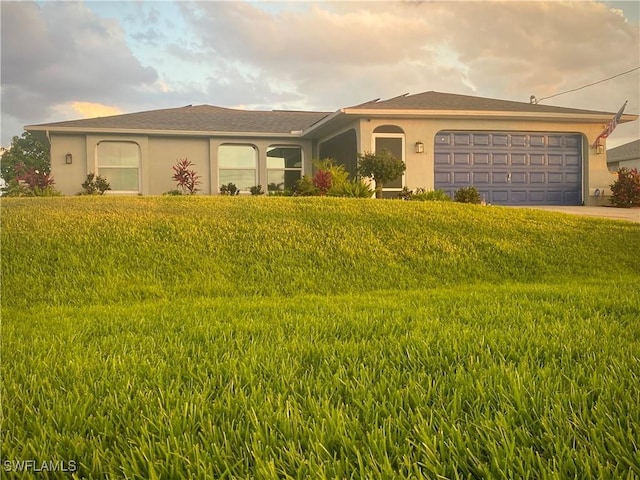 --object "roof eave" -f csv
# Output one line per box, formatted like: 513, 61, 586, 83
341, 109, 639, 123
23, 125, 306, 138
